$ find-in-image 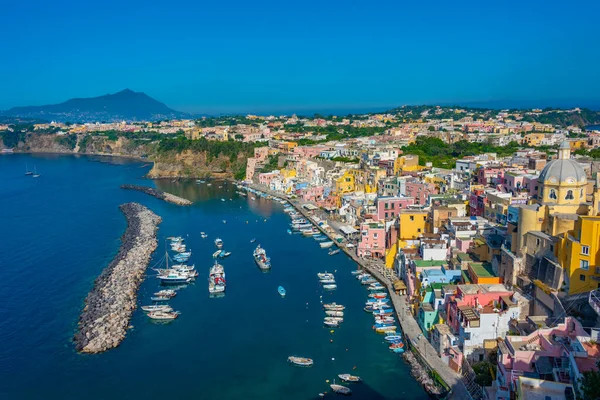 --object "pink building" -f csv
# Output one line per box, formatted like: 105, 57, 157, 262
406, 181, 438, 206
455, 237, 472, 252
254, 147, 269, 162
478, 167, 504, 186
501, 172, 526, 194
376, 196, 415, 221
357, 221, 386, 258
293, 145, 328, 159
301, 186, 324, 202
258, 171, 279, 186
